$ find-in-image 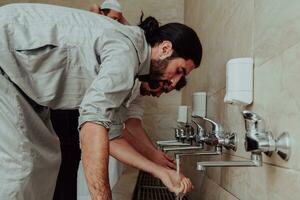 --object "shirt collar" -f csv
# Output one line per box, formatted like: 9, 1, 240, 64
137, 44, 151, 76
121, 26, 151, 76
